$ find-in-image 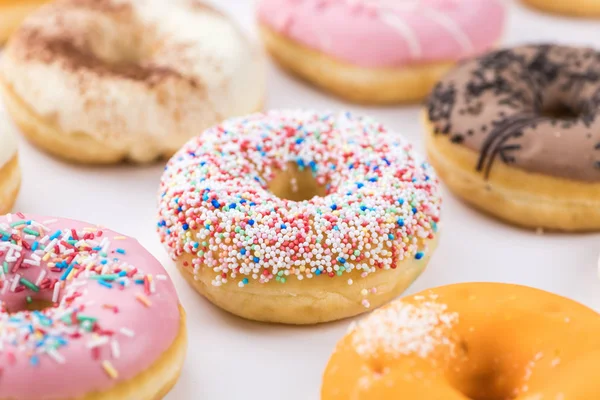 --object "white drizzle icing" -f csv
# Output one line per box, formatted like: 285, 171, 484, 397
347, 0, 475, 59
